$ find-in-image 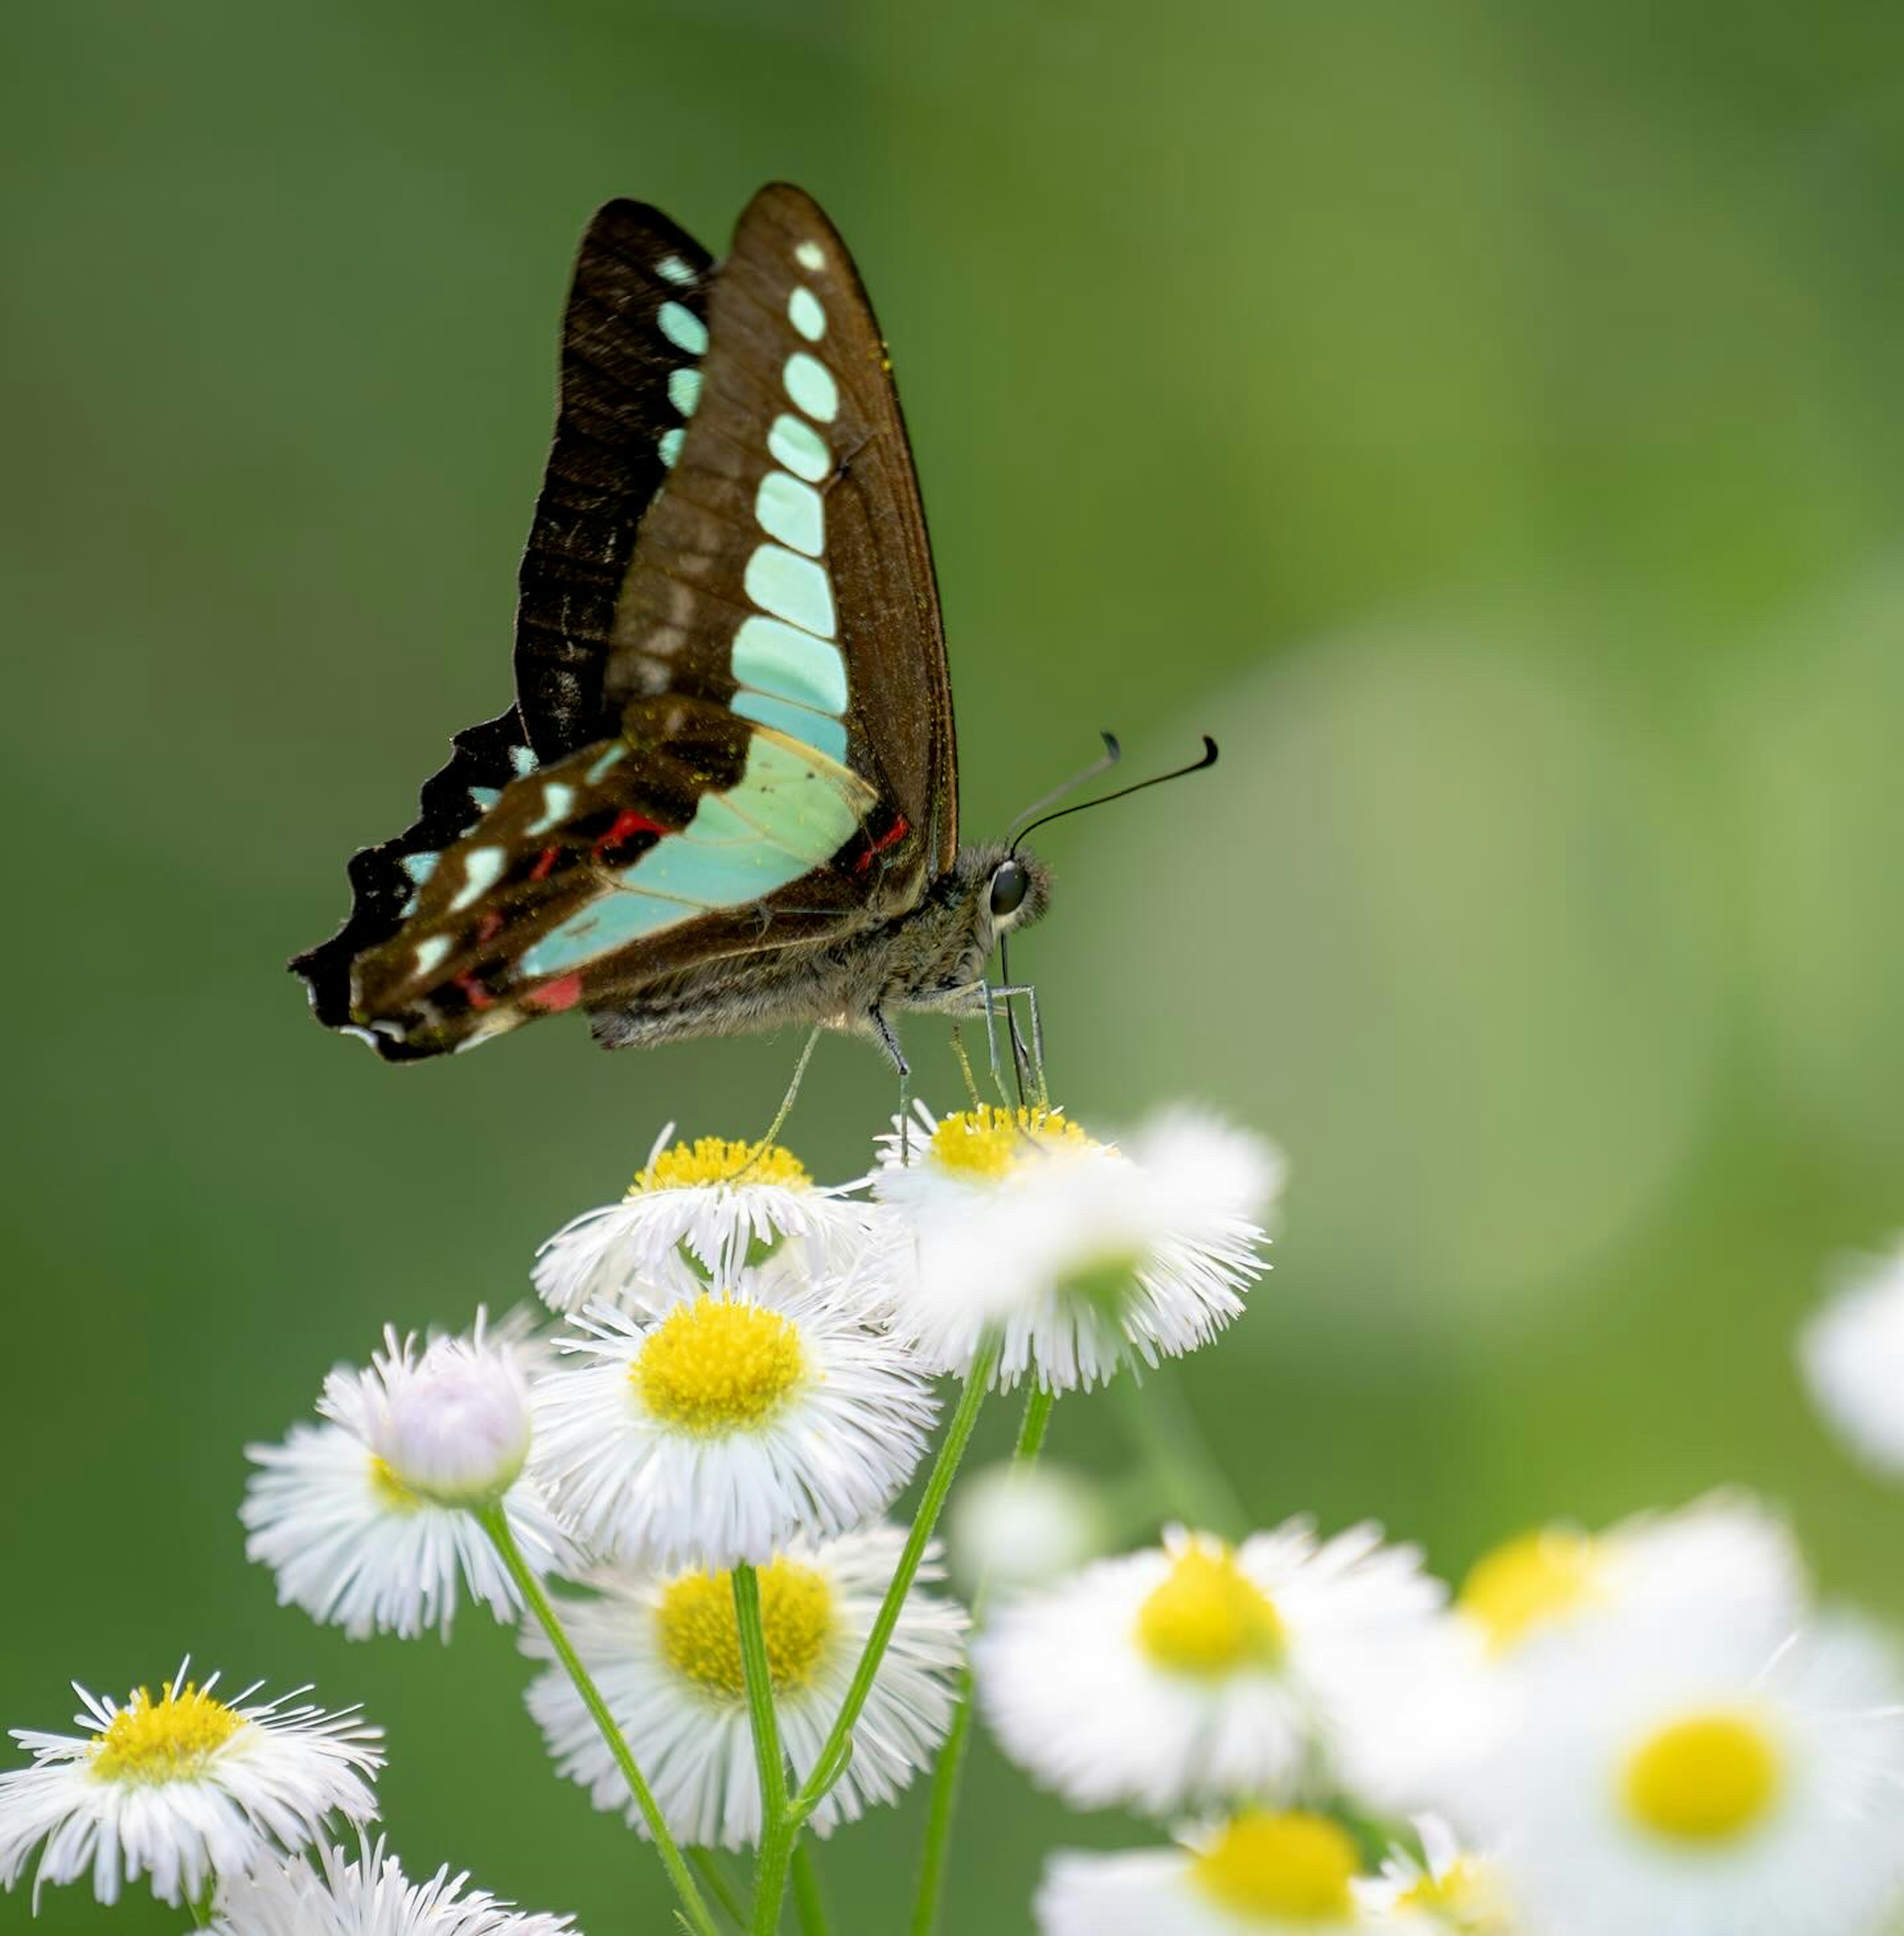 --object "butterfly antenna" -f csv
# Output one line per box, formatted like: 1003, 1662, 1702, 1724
1009, 735, 1219, 855
1003, 732, 1122, 850
997, 734, 1219, 1107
